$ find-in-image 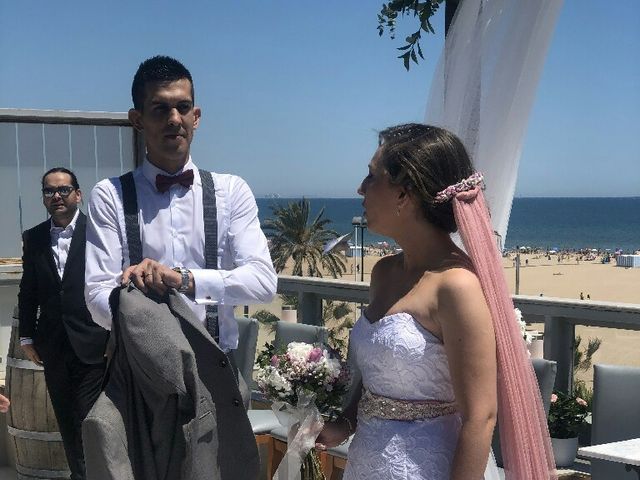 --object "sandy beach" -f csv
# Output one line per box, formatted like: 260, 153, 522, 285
500, 252, 640, 385
246, 250, 640, 389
